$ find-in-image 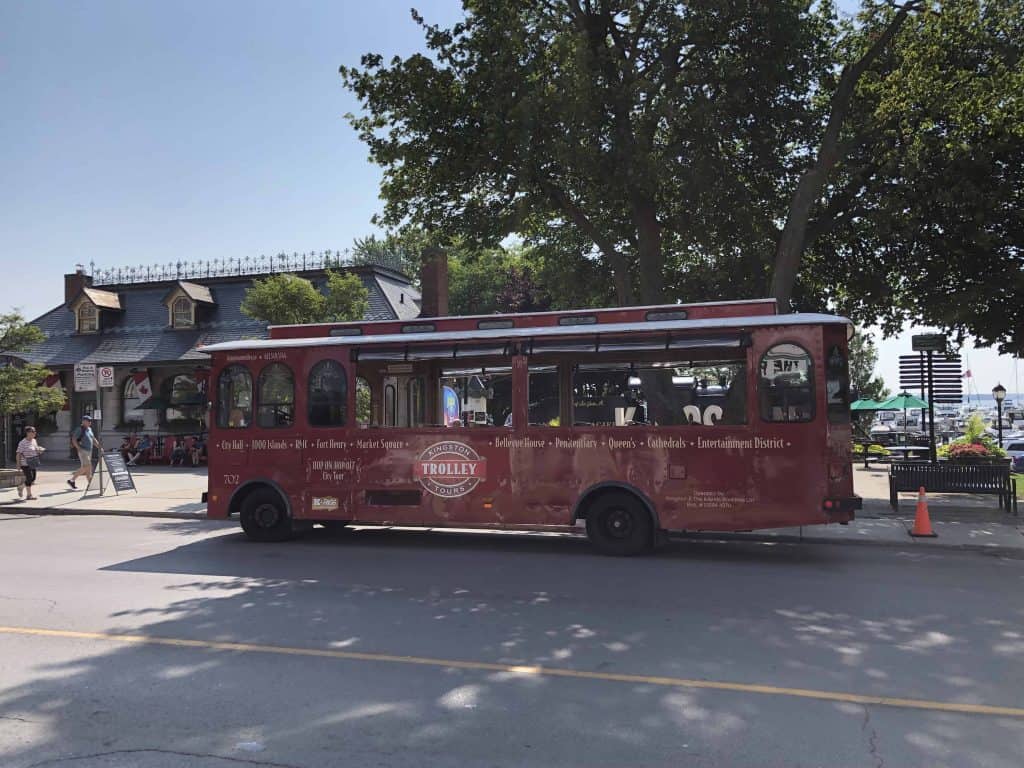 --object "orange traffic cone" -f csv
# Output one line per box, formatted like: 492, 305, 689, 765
910, 486, 937, 538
